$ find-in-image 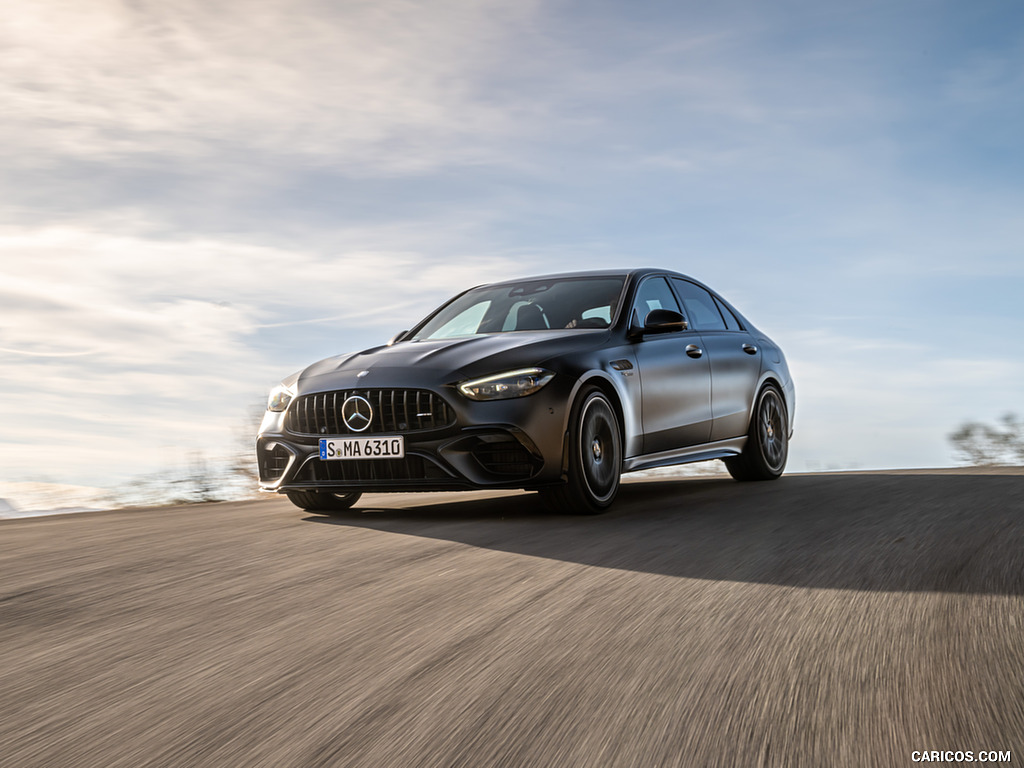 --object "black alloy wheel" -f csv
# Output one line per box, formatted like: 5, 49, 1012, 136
285, 490, 363, 513
724, 384, 788, 481
541, 387, 621, 514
